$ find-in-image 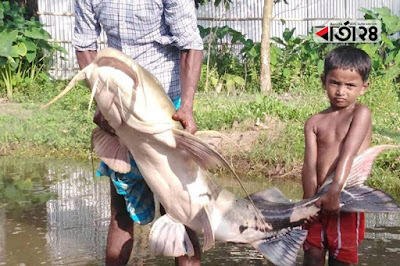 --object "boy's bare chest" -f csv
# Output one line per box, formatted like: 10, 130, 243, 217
316, 112, 353, 145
